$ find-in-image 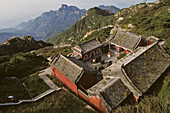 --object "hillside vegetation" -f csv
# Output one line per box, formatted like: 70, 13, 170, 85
0, 73, 49, 103
35, 46, 72, 58
0, 52, 49, 79
47, 7, 115, 44
80, 27, 113, 44
117, 0, 170, 53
